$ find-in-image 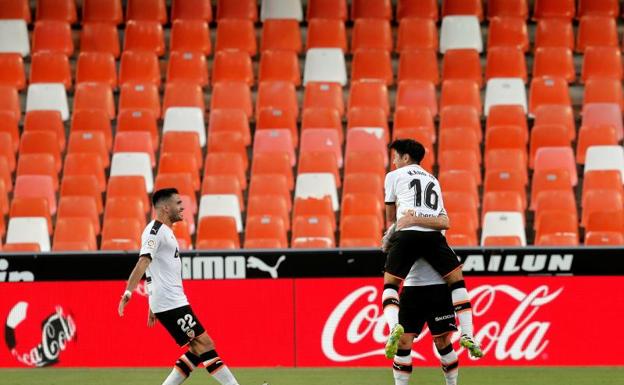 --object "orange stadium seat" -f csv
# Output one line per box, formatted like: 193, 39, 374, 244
104, 197, 146, 229
291, 216, 335, 248
445, 214, 478, 246
301, 108, 343, 141
535, 212, 579, 244
172, 220, 193, 250
303, 82, 344, 116
534, 19, 574, 51
10, 197, 52, 235
114, 131, 155, 167
340, 215, 382, 247
204, 153, 247, 190
533, 147, 577, 185
487, 105, 528, 138
67, 131, 109, 168
172, 0, 212, 21
307, 0, 347, 20
163, 82, 205, 112
533, 0, 575, 20
398, 49, 439, 85
0, 180, 7, 216
576, 16, 618, 53
244, 216, 288, 249
261, 20, 301, 53
584, 78, 623, 109
76, 52, 117, 89
583, 170, 623, 204
14, 175, 56, 215
532, 105, 575, 141
585, 231, 624, 245
119, 51, 161, 87
60, 175, 102, 214
0, 54, 25, 90
251, 152, 294, 191
583, 190, 624, 226
394, 106, 435, 139
24, 110, 66, 152
396, 18, 438, 52
247, 195, 290, 230
577, 125, 618, 164
582, 103, 623, 140
343, 173, 383, 205
482, 191, 525, 221
0, 158, 10, 194
123, 20, 165, 56
443, 0, 483, 20
256, 81, 298, 119
16, 154, 58, 192
586, 211, 624, 239
158, 153, 200, 191
209, 109, 251, 145
211, 82, 253, 118
532, 47, 575, 83
259, 50, 301, 85
170, 20, 211, 55
167, 51, 209, 87
196, 217, 240, 250
162, 131, 202, 169
348, 106, 388, 140
0, 0, 31, 22
0, 112, 18, 153
305, 19, 347, 52
217, 0, 257, 21
116, 109, 159, 150
0, 86, 20, 120
126, 0, 167, 24
484, 169, 527, 206
440, 105, 482, 142
202, 175, 244, 210
0, 133, 16, 173
581, 47, 623, 83
253, 129, 295, 167
482, 236, 523, 247
529, 124, 570, 167
440, 80, 481, 114
119, 83, 160, 118
488, 0, 528, 19
486, 47, 527, 82
396, 0, 438, 20
351, 0, 392, 20
208, 131, 248, 168
298, 151, 340, 187
257, 107, 298, 147
101, 218, 142, 250
29, 52, 72, 90
439, 129, 481, 164
63, 153, 106, 192
349, 81, 390, 115
345, 130, 387, 163
341, 193, 384, 230
73, 83, 116, 119
352, 19, 393, 52
485, 148, 527, 178
57, 196, 101, 235
293, 196, 335, 231
215, 19, 256, 56
487, 17, 529, 52
344, 151, 386, 180
108, 176, 150, 214
81, 23, 120, 58
351, 50, 393, 85
32, 21, 73, 56
531, 169, 572, 209
19, 131, 61, 172
439, 150, 481, 185
53, 218, 97, 251
578, 0, 619, 18
82, 0, 123, 25
529, 77, 571, 115
440, 170, 479, 209
212, 50, 254, 86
